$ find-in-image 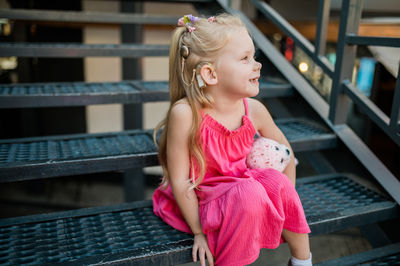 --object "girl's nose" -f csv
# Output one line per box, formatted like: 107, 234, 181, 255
254, 61, 262, 71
